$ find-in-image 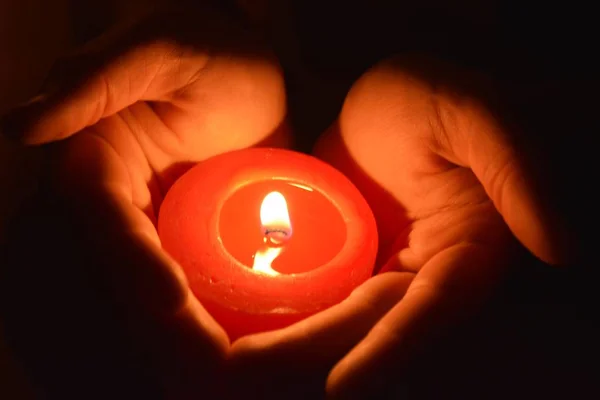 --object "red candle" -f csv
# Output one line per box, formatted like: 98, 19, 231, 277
158, 148, 378, 340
